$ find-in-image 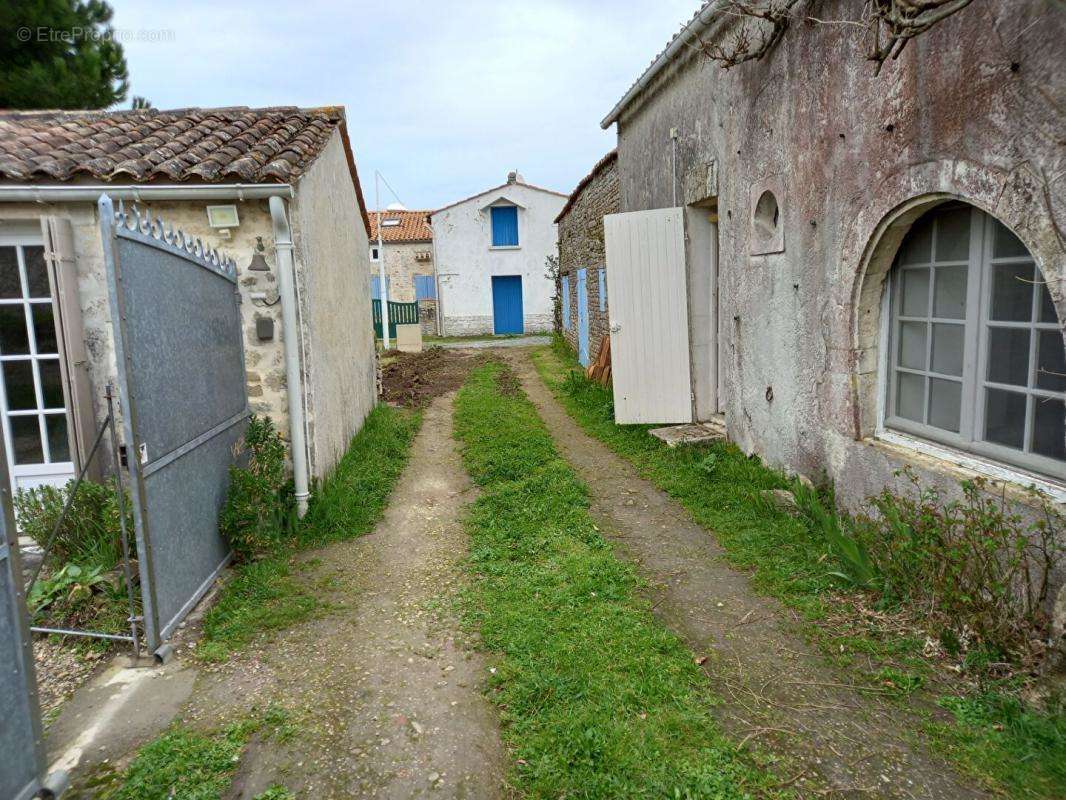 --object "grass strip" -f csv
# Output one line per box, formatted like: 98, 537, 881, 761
453, 361, 782, 799
197, 405, 421, 661
531, 341, 1066, 799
